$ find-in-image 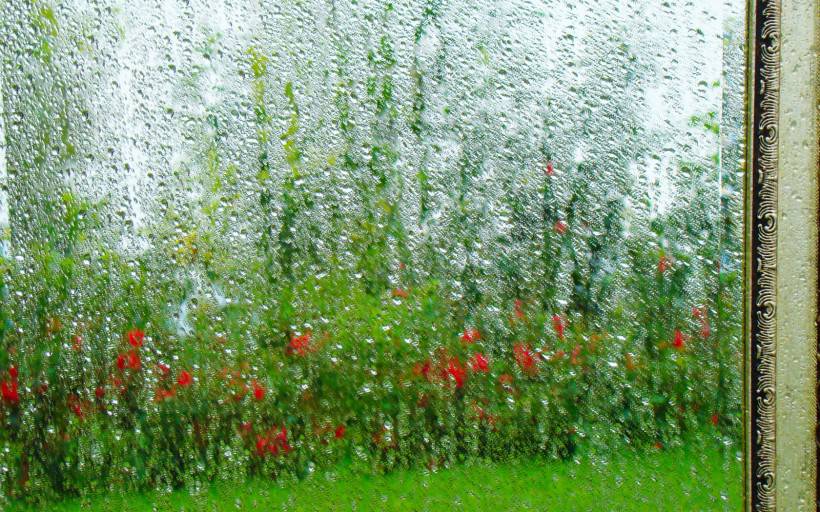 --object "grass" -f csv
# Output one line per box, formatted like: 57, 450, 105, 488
11, 440, 741, 512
